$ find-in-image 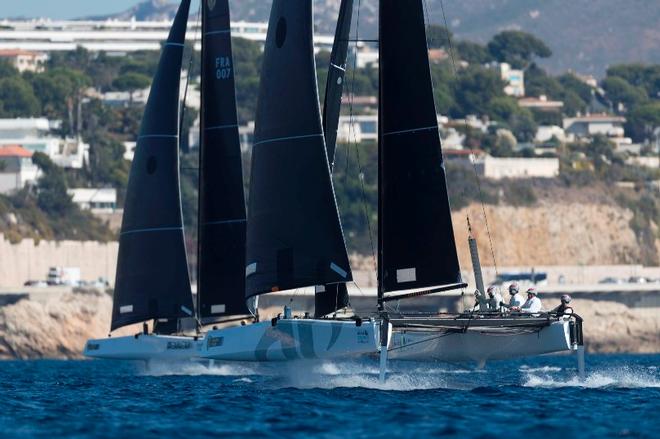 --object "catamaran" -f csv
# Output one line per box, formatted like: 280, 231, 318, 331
85, 0, 380, 363
199, 0, 380, 362
349, 0, 586, 379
